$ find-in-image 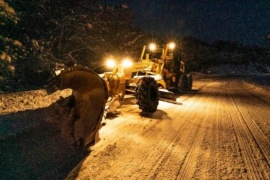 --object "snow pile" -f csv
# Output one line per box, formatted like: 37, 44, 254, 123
0, 89, 88, 179
0, 89, 72, 139
0, 89, 72, 114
